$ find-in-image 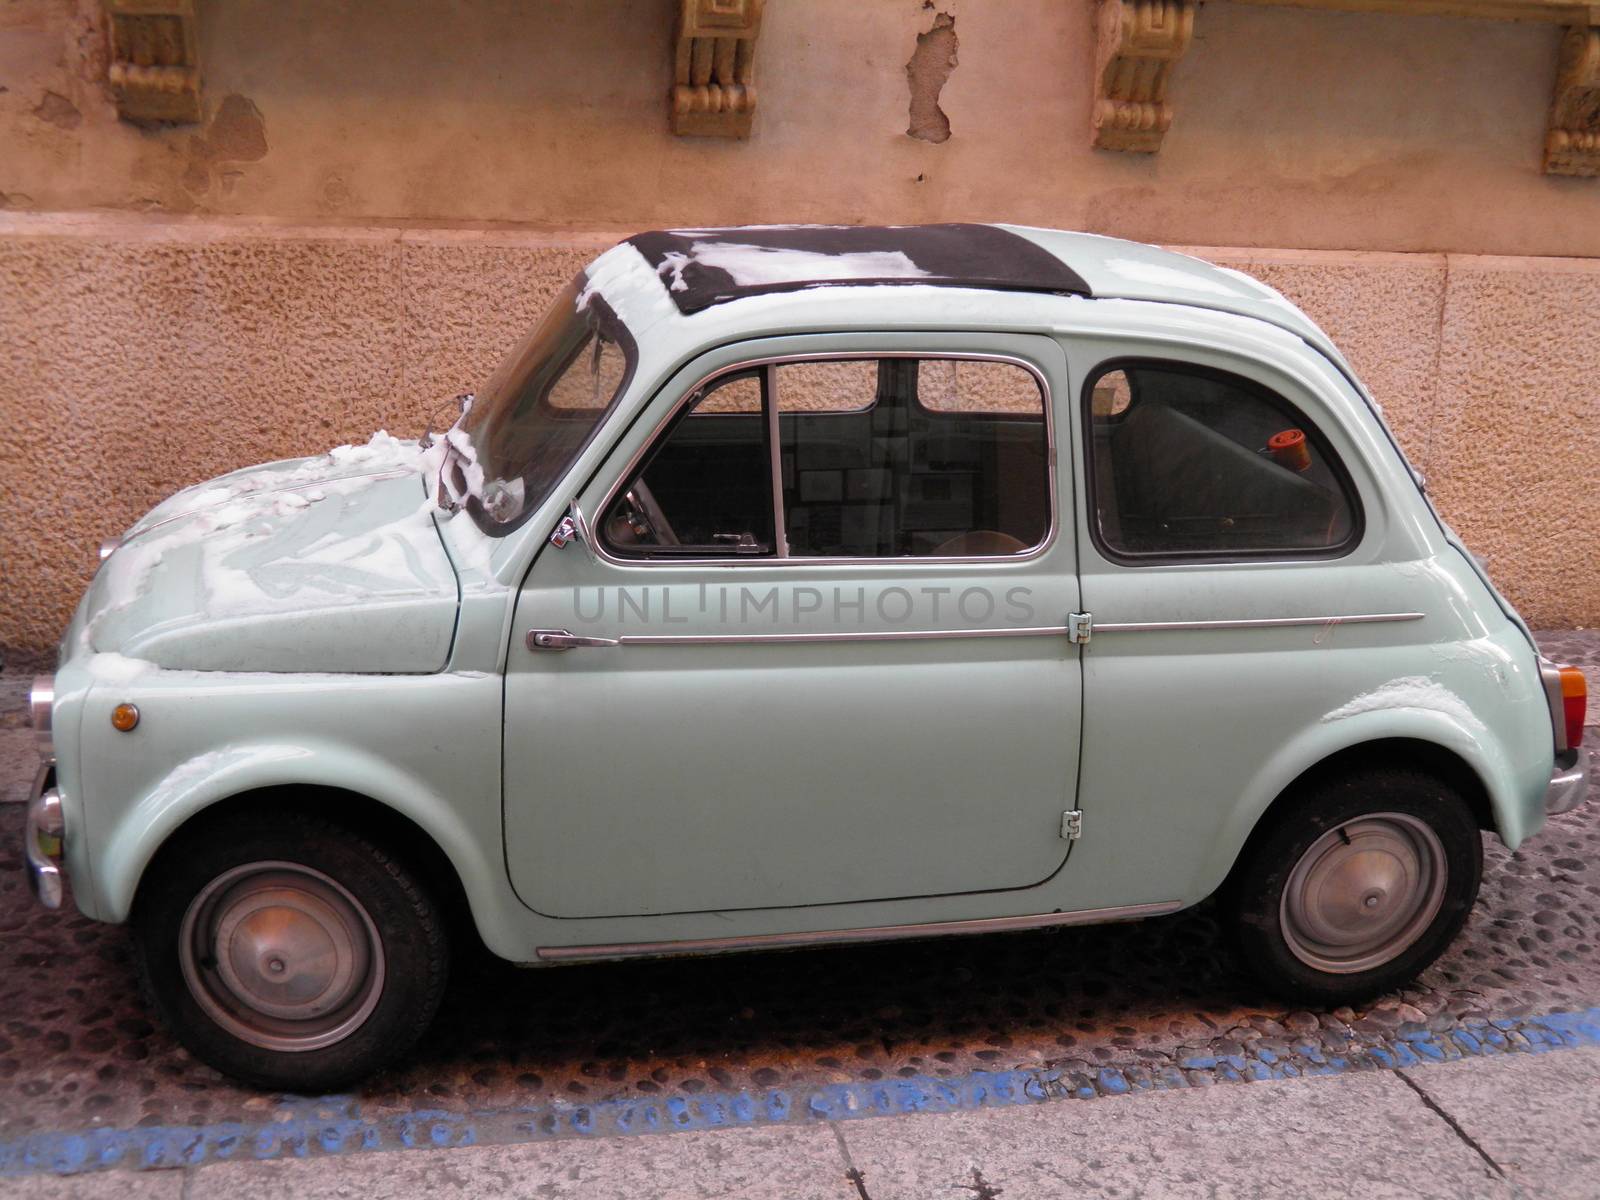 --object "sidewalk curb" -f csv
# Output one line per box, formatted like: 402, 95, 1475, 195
4, 1004, 1599, 1179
